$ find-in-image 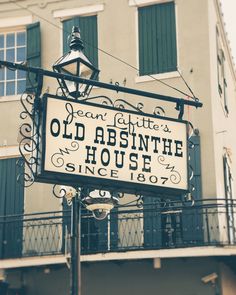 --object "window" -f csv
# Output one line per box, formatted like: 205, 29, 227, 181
138, 1, 177, 76
0, 22, 41, 97
62, 15, 98, 70
216, 27, 228, 114
0, 30, 26, 96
